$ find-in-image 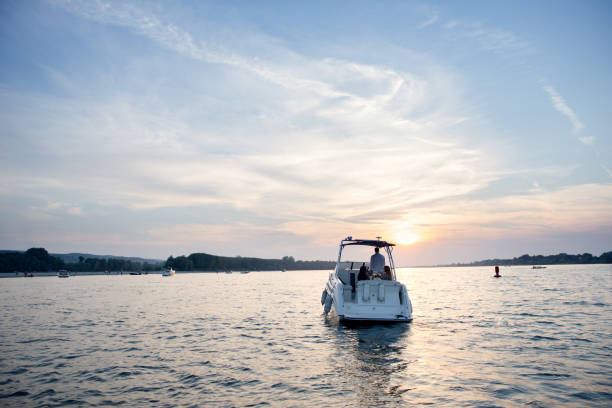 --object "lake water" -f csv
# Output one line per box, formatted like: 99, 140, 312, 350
1, 265, 611, 407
